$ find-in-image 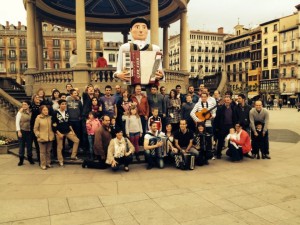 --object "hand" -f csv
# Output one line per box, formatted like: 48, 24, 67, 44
144, 116, 148, 120
163, 113, 166, 118
171, 148, 178, 153
262, 131, 266, 137
156, 141, 163, 147
116, 70, 131, 81
140, 133, 143, 137
155, 70, 163, 80
254, 132, 258, 136
125, 152, 132, 157
111, 160, 118, 167
17, 131, 22, 138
